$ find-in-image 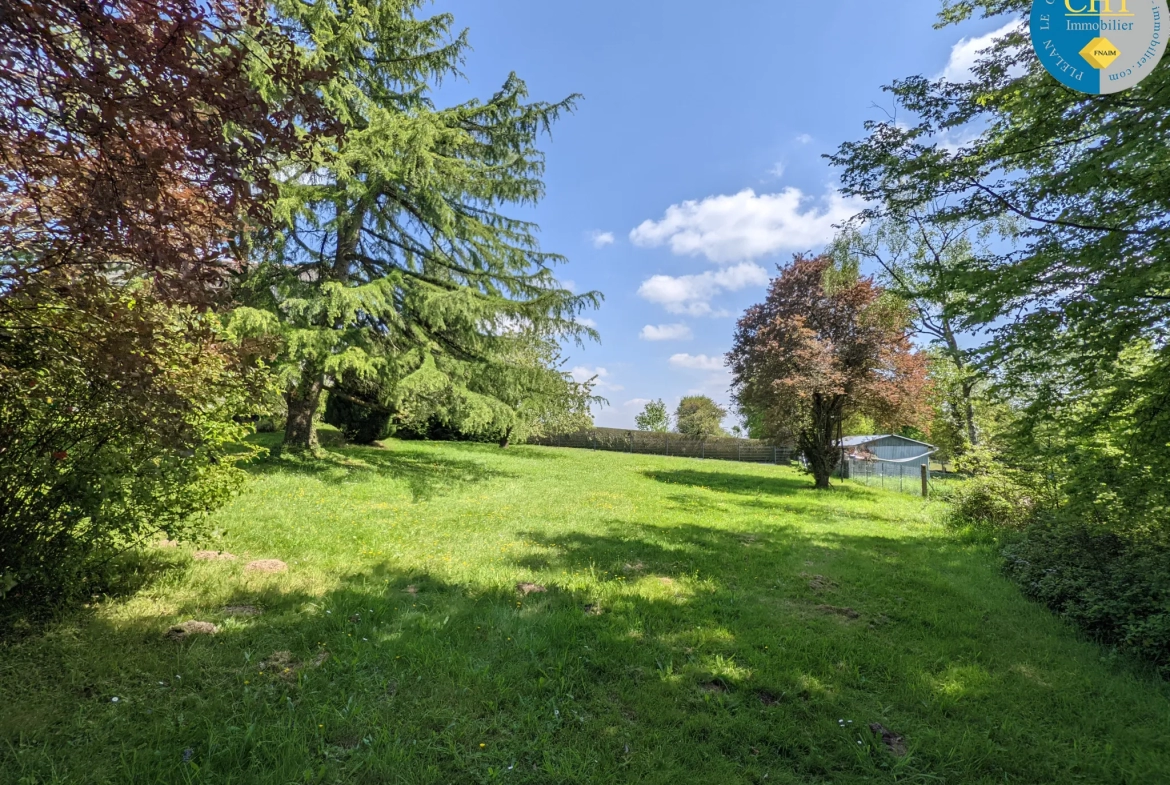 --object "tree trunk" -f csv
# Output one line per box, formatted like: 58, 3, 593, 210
283, 370, 324, 454
941, 319, 979, 447
960, 380, 978, 447
499, 425, 513, 449
801, 393, 841, 489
